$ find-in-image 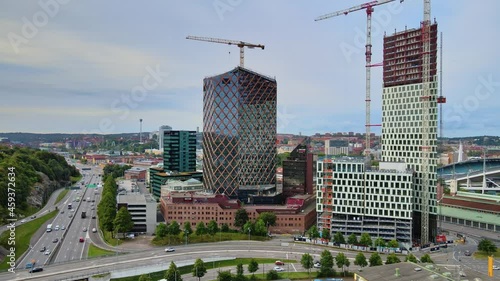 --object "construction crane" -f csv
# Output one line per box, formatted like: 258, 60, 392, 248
420, 0, 432, 245
438, 33, 446, 143
315, 0, 404, 161
186, 36, 264, 68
